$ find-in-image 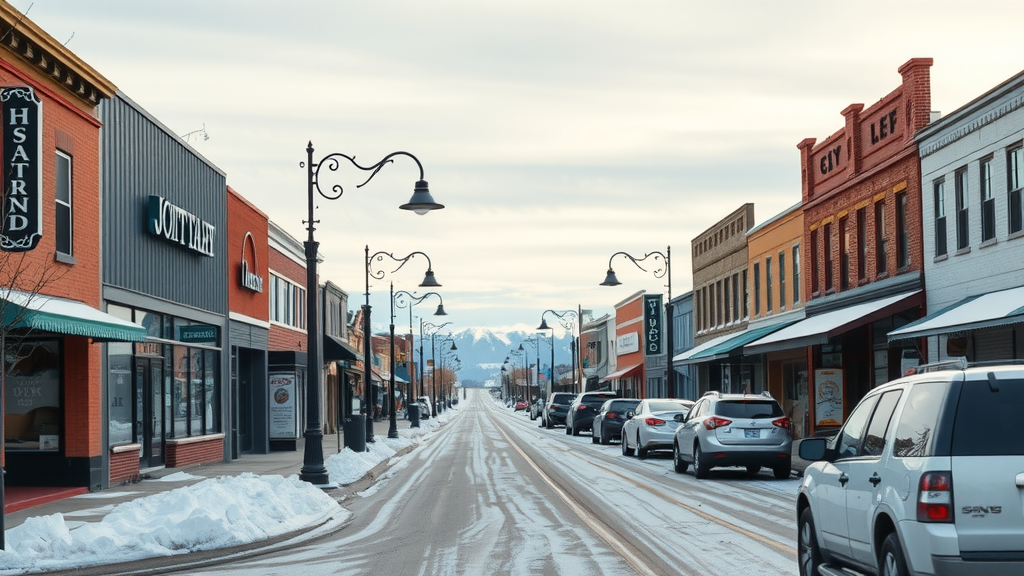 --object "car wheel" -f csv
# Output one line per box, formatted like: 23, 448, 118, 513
773, 457, 792, 480
621, 433, 634, 456
545, 419, 552, 429
880, 532, 909, 576
600, 428, 610, 445
798, 507, 823, 576
673, 443, 689, 473
746, 465, 761, 475
591, 432, 599, 444
566, 423, 572, 435
693, 443, 710, 479
636, 434, 648, 459
572, 425, 581, 436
